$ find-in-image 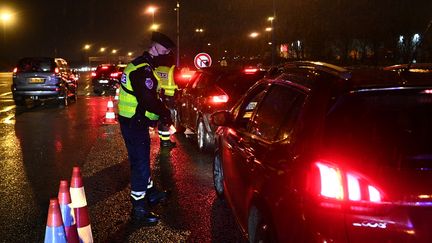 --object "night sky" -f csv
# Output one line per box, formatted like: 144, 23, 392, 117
1, 1, 431, 70
0, 0, 276, 69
